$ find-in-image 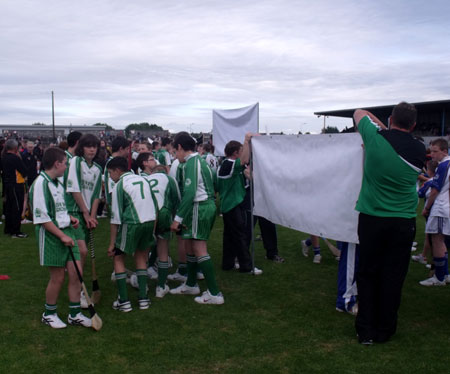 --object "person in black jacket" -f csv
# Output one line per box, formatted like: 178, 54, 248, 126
2, 139, 28, 237
21, 141, 38, 187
